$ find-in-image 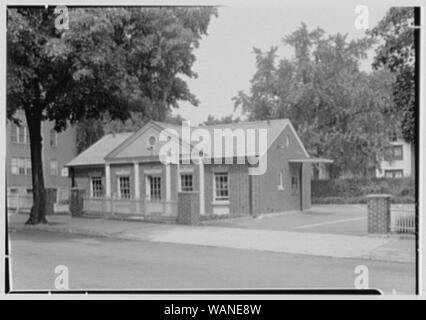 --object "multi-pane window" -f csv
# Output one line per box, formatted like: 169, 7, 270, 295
214, 172, 229, 201
392, 145, 403, 160
50, 160, 59, 176
25, 158, 31, 175
150, 176, 161, 201
9, 188, 19, 194
50, 129, 58, 147
18, 158, 25, 175
387, 145, 403, 161
10, 124, 28, 144
385, 170, 403, 179
11, 157, 31, 175
10, 124, 18, 143
25, 128, 30, 144
180, 174, 193, 192
91, 177, 103, 198
291, 176, 299, 194
11, 158, 19, 175
19, 126, 25, 144
119, 176, 131, 199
